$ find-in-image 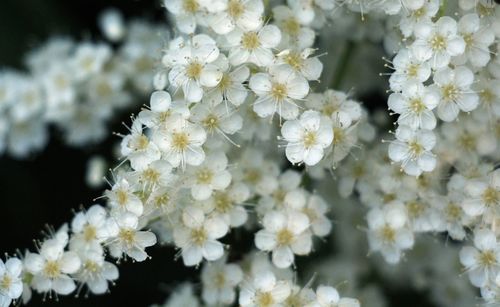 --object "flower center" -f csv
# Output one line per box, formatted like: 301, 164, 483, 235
407, 200, 424, 218
430, 34, 447, 51
445, 203, 461, 220
191, 228, 207, 245
227, 0, 244, 18
380, 225, 396, 243
117, 189, 129, 206
241, 32, 260, 50
214, 192, 233, 213
119, 229, 136, 246
283, 18, 300, 36
84, 260, 100, 273
303, 131, 317, 148
214, 272, 226, 287
333, 127, 344, 145
154, 193, 170, 209
131, 134, 149, 151
197, 168, 214, 184
408, 141, 423, 156
406, 64, 419, 78
478, 250, 497, 267
409, 98, 425, 113
482, 187, 499, 206
245, 169, 261, 183
185, 62, 203, 80
256, 291, 274, 306
276, 229, 294, 245
202, 114, 219, 132
0, 275, 12, 290
463, 33, 474, 48
218, 74, 232, 91
271, 83, 288, 101
458, 133, 476, 151
480, 89, 494, 105
43, 261, 61, 279
83, 225, 97, 242
172, 132, 190, 150
143, 168, 161, 184
284, 52, 303, 71
183, 0, 199, 13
